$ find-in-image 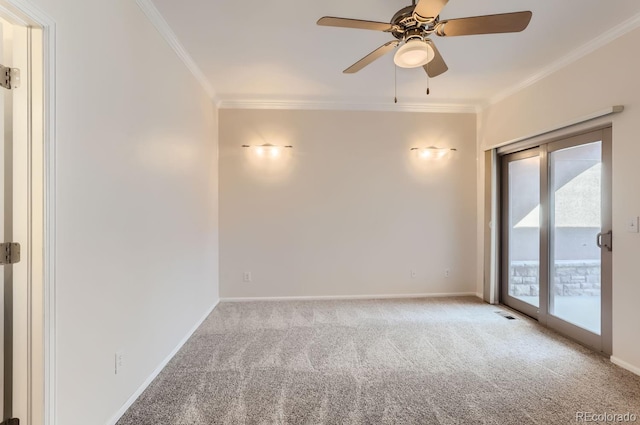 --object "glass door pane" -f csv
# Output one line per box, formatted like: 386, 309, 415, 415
506, 155, 540, 308
549, 141, 602, 334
